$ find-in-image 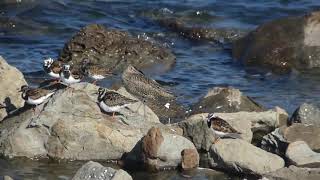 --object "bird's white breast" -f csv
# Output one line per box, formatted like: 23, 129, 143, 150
26, 92, 55, 105
99, 101, 125, 113
48, 71, 60, 78
90, 74, 105, 80
60, 73, 80, 84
